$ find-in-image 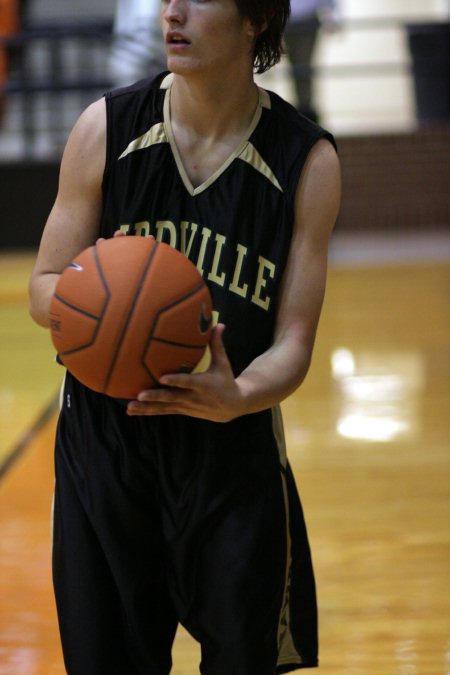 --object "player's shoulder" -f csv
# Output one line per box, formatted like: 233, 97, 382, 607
260, 87, 337, 151
105, 71, 169, 105
102, 72, 168, 158
251, 88, 337, 196
64, 97, 106, 160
